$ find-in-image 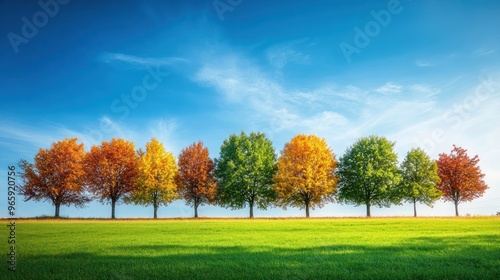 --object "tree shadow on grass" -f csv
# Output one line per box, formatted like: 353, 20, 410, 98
5, 235, 500, 280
